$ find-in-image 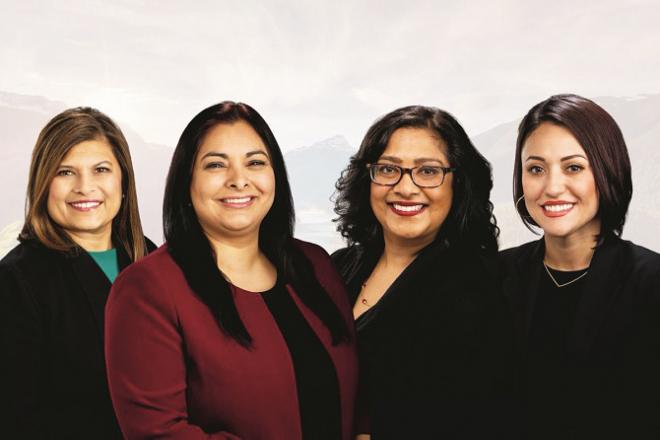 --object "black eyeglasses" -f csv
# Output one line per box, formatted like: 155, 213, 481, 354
367, 163, 455, 188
